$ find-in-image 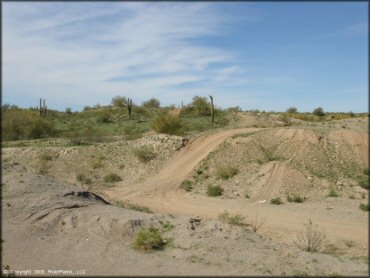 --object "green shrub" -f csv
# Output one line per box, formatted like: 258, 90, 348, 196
327, 187, 339, 197
151, 112, 184, 135
191, 96, 210, 115
111, 95, 128, 107
143, 98, 160, 108
103, 173, 122, 183
363, 168, 369, 176
215, 165, 238, 179
358, 176, 369, 190
270, 197, 283, 205
96, 109, 113, 123
287, 193, 306, 203
286, 107, 298, 113
207, 185, 223, 197
313, 107, 325, 117
359, 203, 369, 211
76, 173, 92, 184
218, 210, 245, 226
180, 180, 193, 192
134, 146, 156, 163
134, 227, 166, 251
